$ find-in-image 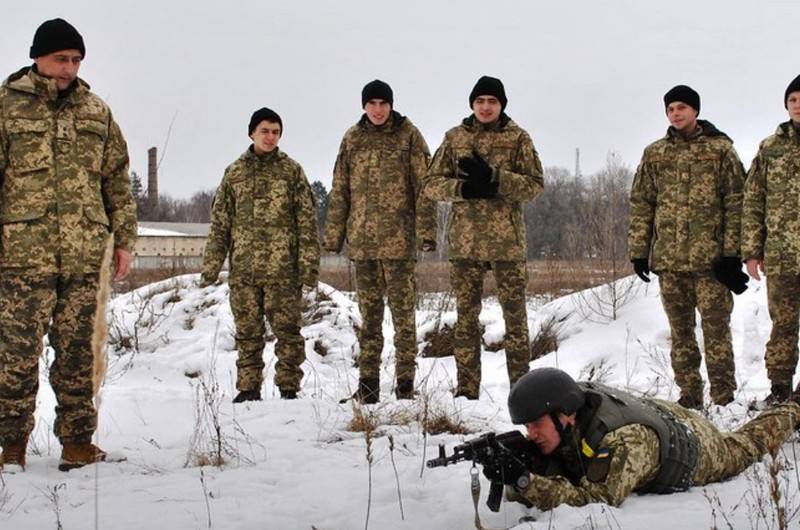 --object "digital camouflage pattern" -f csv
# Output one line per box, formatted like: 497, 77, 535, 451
229, 279, 305, 393
741, 122, 800, 274
0, 272, 100, 444
202, 147, 319, 393
323, 112, 436, 259
423, 115, 544, 262
628, 121, 745, 272
202, 147, 320, 287
742, 122, 800, 392
659, 271, 735, 404
0, 66, 136, 446
0, 67, 137, 272
450, 260, 529, 396
764, 274, 800, 388
509, 399, 800, 510
353, 260, 417, 383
